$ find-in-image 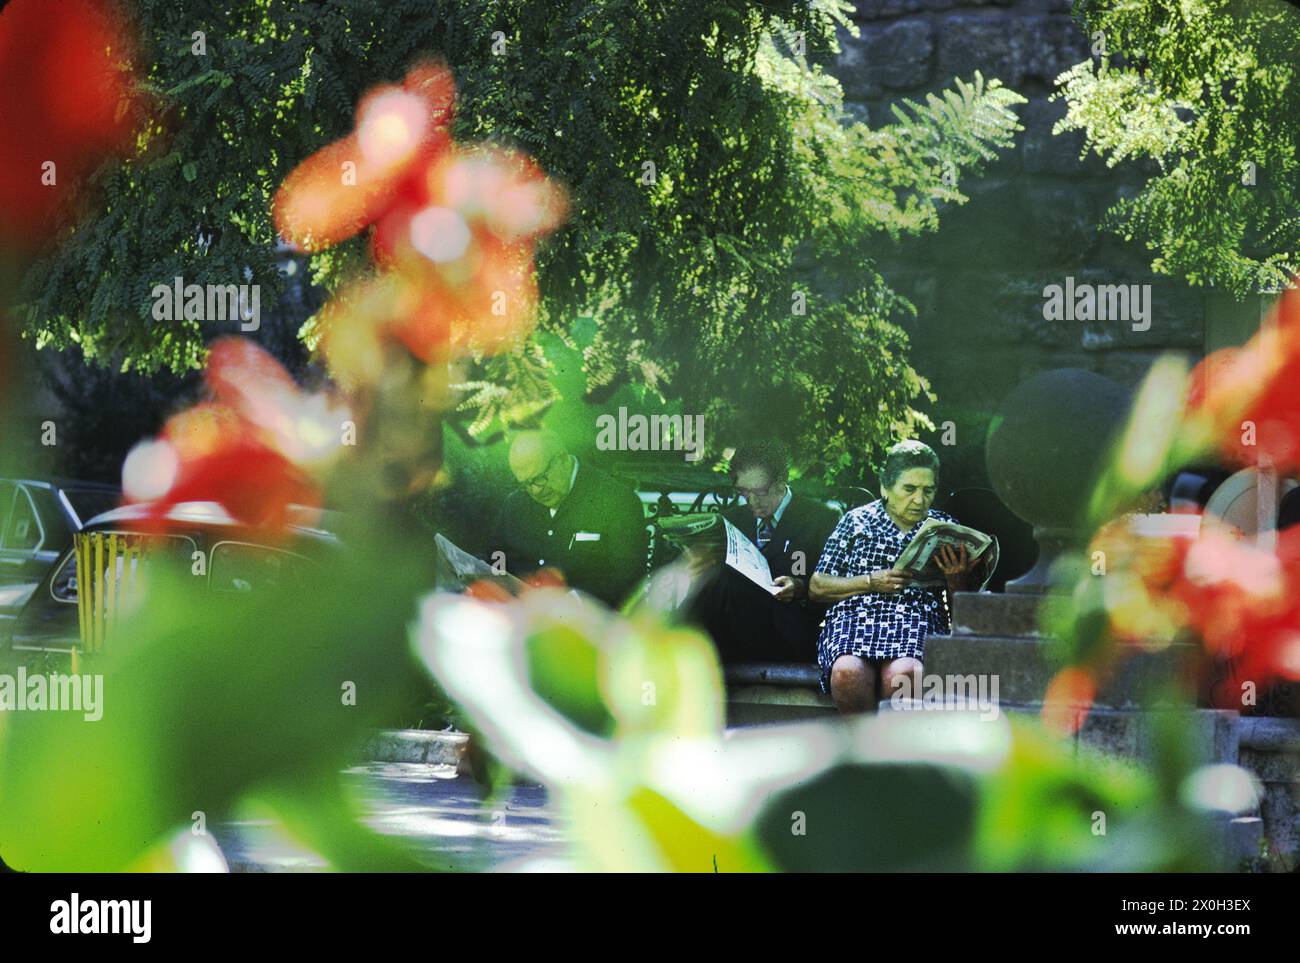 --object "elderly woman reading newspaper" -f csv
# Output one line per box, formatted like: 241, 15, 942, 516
809, 441, 993, 715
